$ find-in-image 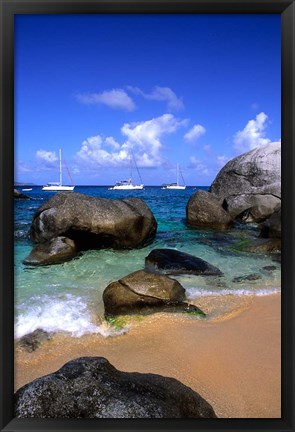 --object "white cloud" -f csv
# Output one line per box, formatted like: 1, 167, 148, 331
71, 166, 80, 175
16, 161, 34, 173
105, 136, 121, 150
128, 86, 184, 111
184, 124, 206, 143
233, 112, 271, 153
75, 114, 187, 169
189, 156, 209, 175
21, 150, 59, 176
36, 150, 58, 163
121, 114, 187, 166
83, 135, 103, 148
76, 89, 135, 111
188, 148, 230, 178
77, 85, 183, 112
76, 135, 129, 167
